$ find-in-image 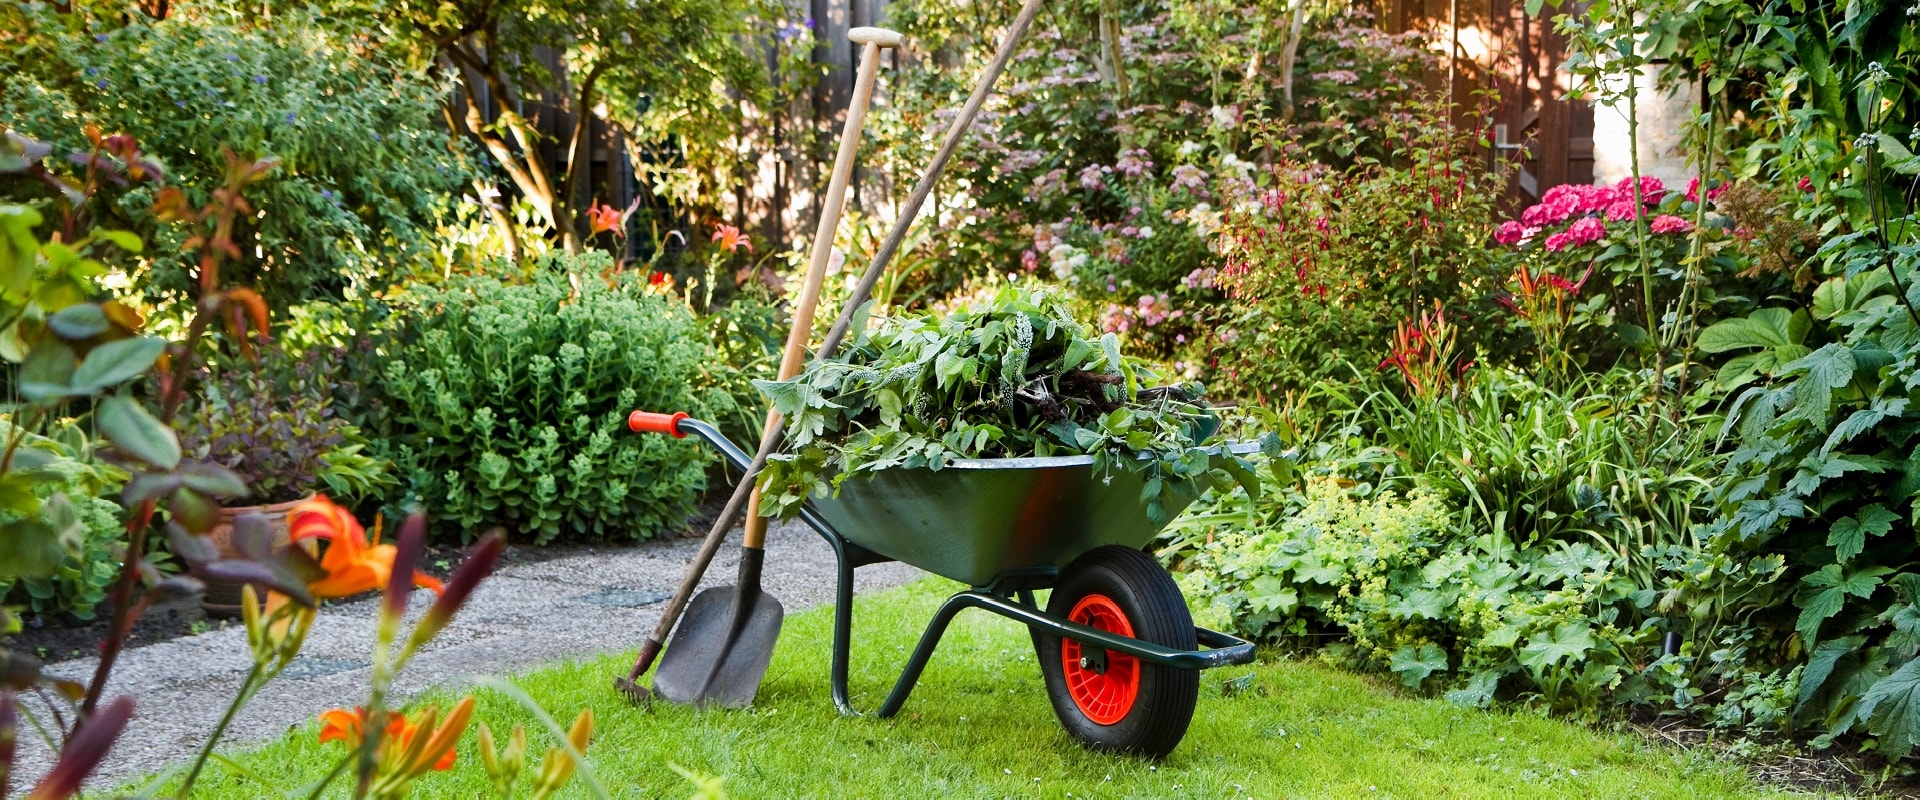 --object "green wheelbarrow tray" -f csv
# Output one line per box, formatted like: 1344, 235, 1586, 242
810, 450, 1211, 587
653, 415, 1257, 729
